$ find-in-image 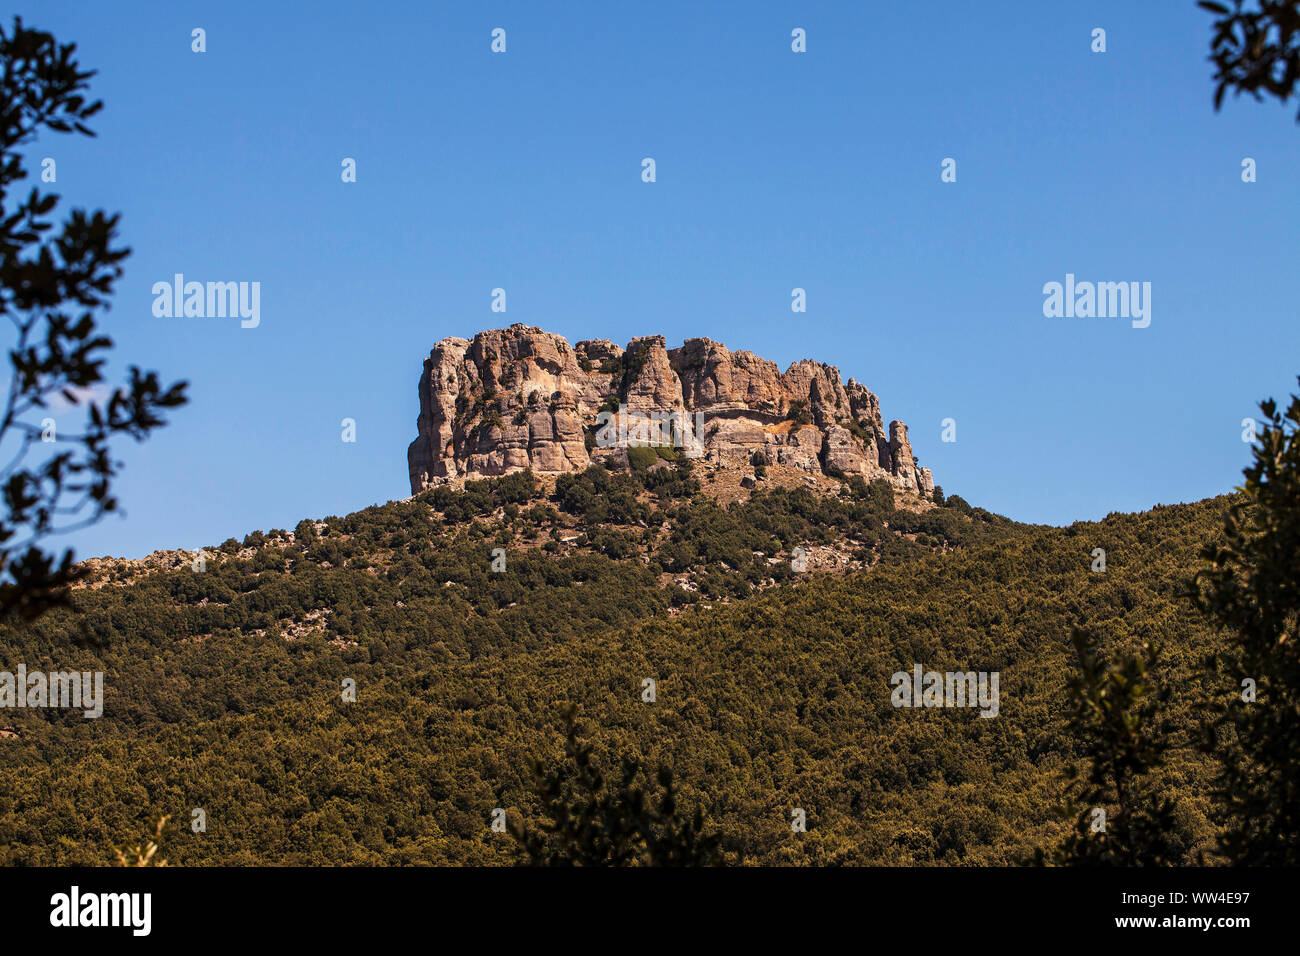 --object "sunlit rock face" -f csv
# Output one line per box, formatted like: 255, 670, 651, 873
407, 324, 936, 499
